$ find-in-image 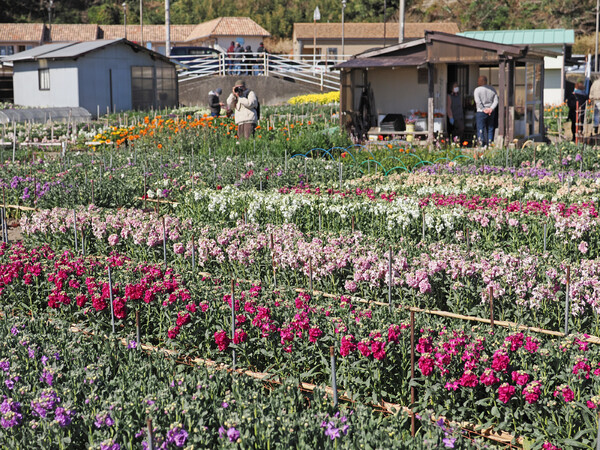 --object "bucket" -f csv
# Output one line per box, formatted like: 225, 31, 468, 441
406, 123, 415, 142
